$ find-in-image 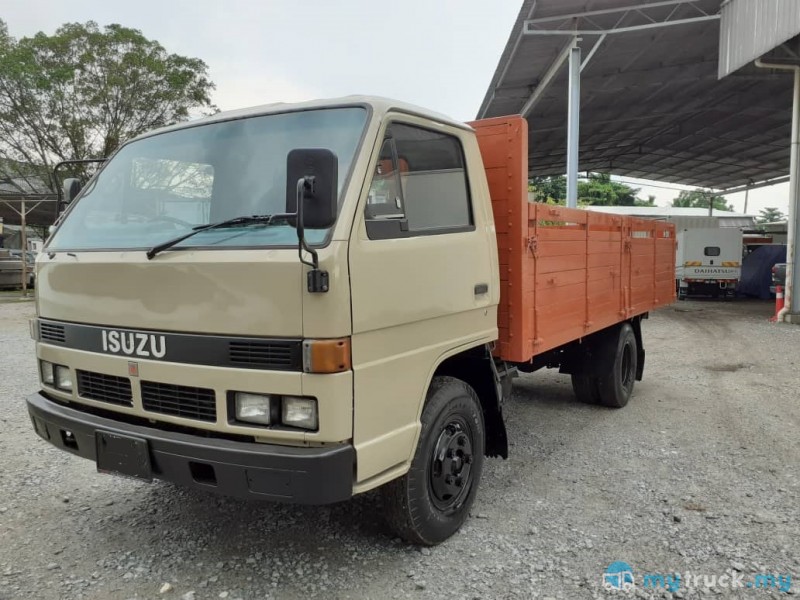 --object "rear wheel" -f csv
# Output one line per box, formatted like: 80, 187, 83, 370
596, 323, 638, 408
571, 373, 601, 405
382, 376, 485, 546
